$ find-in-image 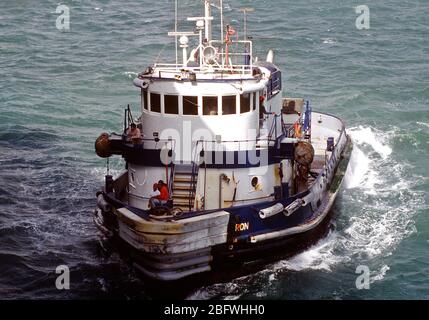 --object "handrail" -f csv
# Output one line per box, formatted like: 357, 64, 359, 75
188, 140, 201, 211
195, 136, 277, 145
189, 162, 197, 211
152, 64, 254, 75
168, 163, 175, 200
